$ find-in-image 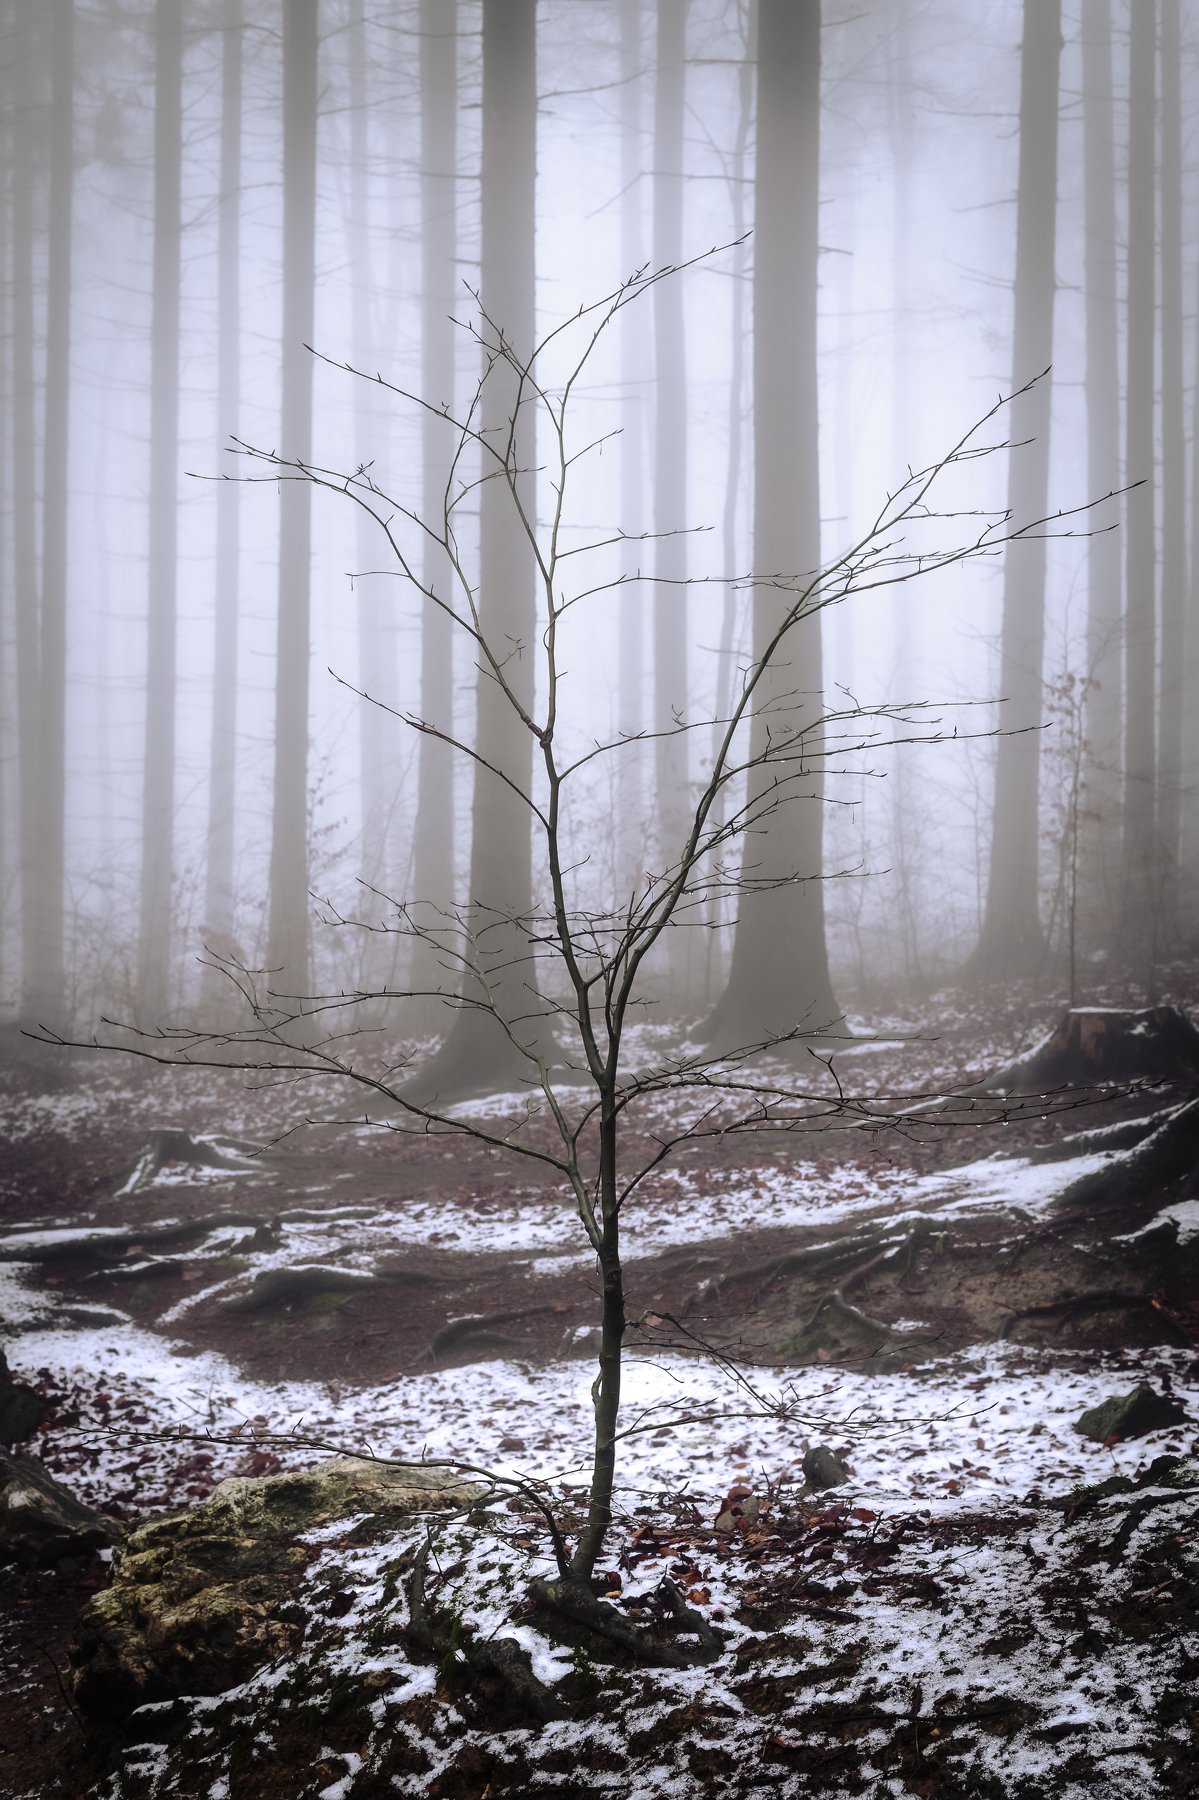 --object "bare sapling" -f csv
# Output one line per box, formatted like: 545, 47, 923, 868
39, 254, 1121, 1666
